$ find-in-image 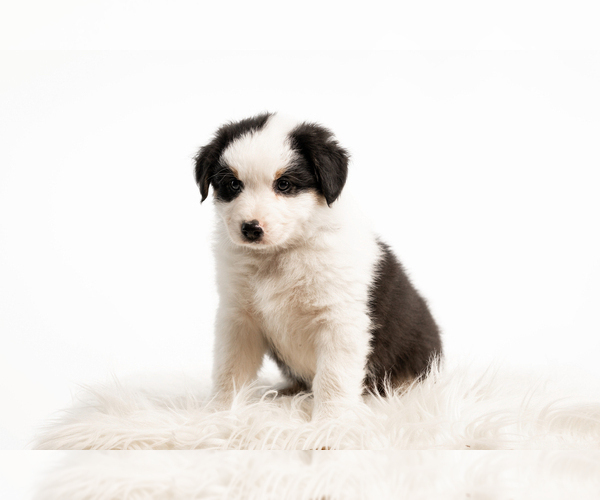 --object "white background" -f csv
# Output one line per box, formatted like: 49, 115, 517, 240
1, 5, 600, 460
